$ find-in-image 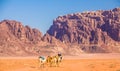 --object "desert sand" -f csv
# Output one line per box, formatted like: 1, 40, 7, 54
0, 53, 120, 71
